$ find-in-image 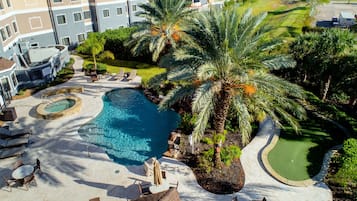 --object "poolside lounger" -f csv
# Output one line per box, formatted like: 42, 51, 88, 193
0, 127, 32, 139
0, 136, 29, 148
127, 70, 137, 81
0, 145, 26, 159
113, 69, 125, 81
